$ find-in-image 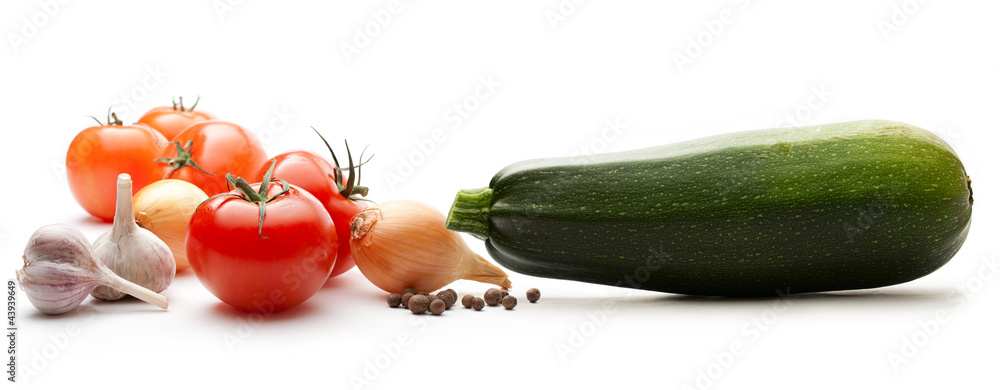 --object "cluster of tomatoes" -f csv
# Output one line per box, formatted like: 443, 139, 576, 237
65, 98, 369, 312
